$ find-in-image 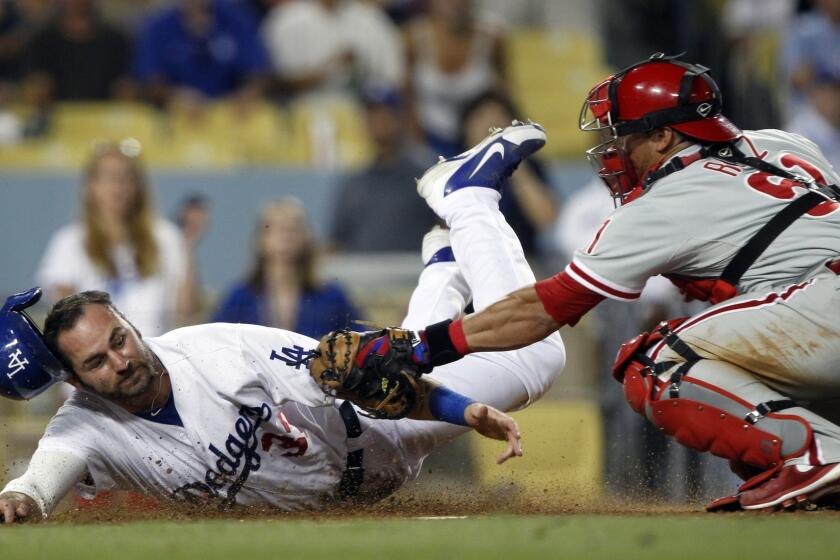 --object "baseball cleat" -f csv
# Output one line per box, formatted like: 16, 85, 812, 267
416, 121, 546, 216
421, 225, 454, 266
739, 463, 840, 510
